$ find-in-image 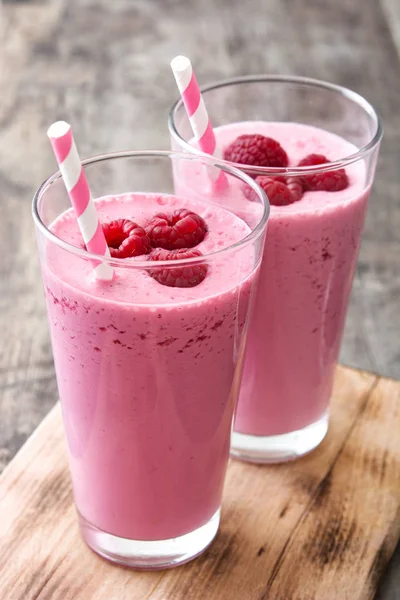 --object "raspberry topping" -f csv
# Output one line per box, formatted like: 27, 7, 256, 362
102, 219, 151, 258
298, 154, 349, 192
244, 175, 303, 206
255, 177, 292, 206
298, 153, 328, 167
146, 209, 207, 250
149, 248, 208, 288
223, 134, 289, 168
285, 177, 304, 202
